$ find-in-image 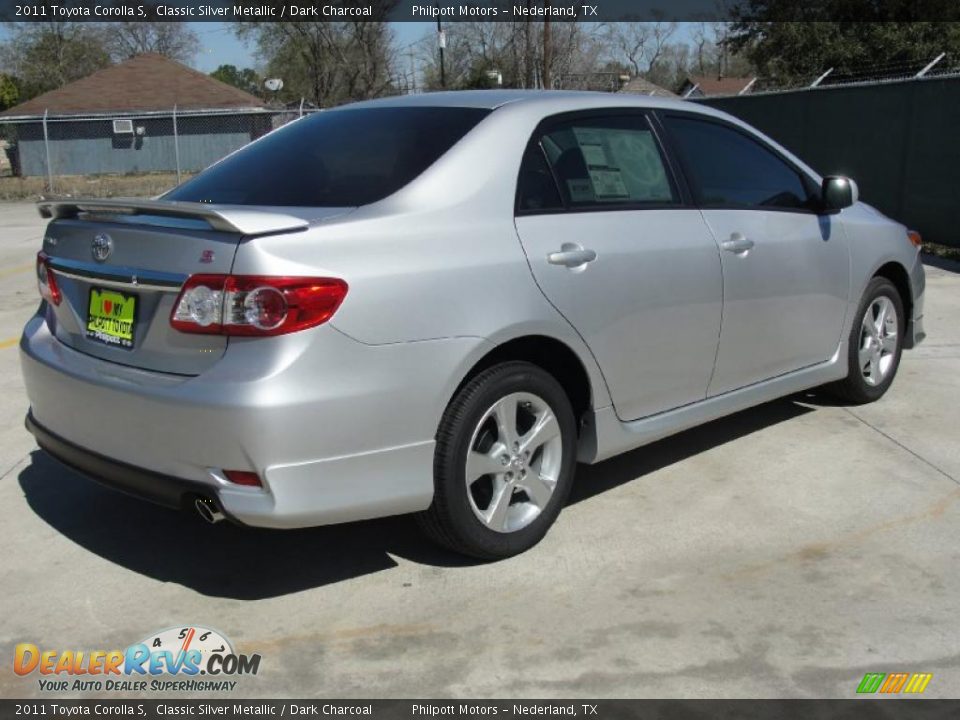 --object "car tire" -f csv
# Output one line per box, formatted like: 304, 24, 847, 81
830, 277, 905, 405
417, 361, 578, 560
